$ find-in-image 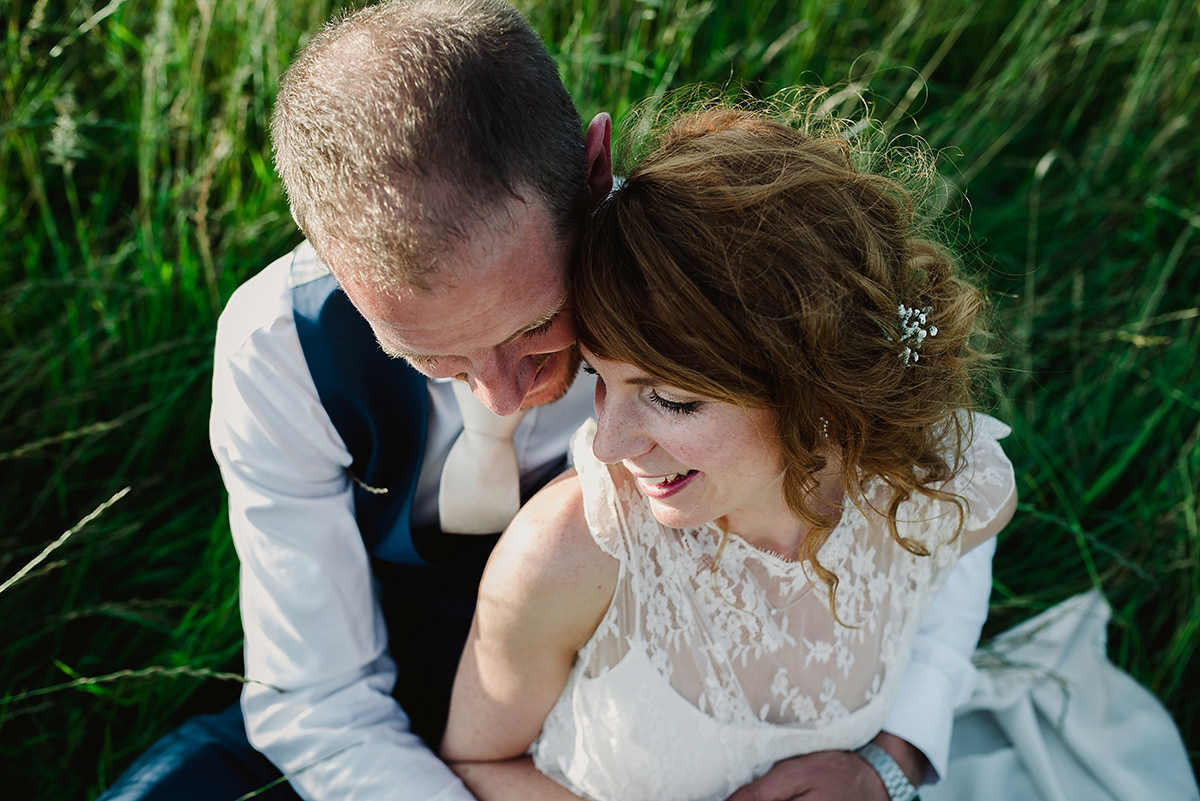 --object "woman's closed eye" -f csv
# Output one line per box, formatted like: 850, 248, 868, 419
582, 360, 701, 415
648, 391, 700, 415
